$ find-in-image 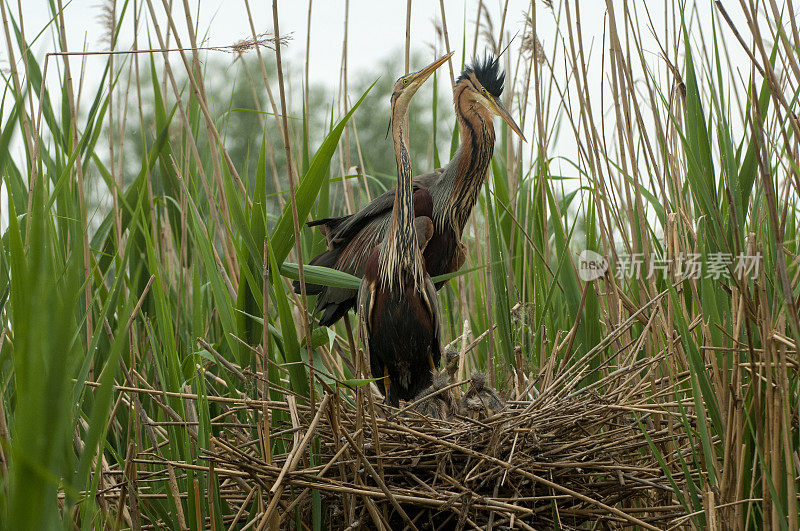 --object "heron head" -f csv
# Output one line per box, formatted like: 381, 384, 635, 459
390, 51, 454, 112
457, 54, 526, 141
